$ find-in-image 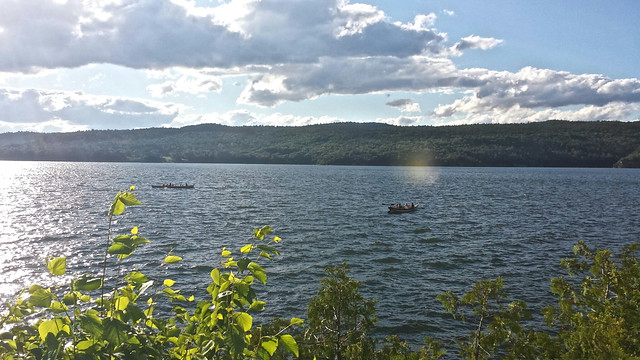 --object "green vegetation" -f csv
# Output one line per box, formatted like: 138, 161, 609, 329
1, 190, 640, 359
0, 188, 300, 359
1, 120, 640, 167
